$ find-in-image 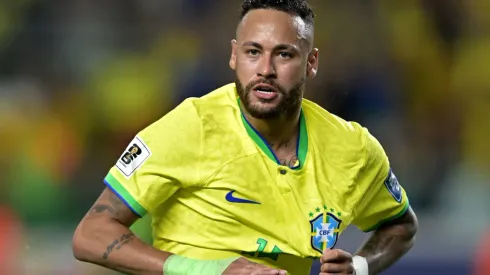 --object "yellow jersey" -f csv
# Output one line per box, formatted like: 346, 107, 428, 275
104, 83, 410, 275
